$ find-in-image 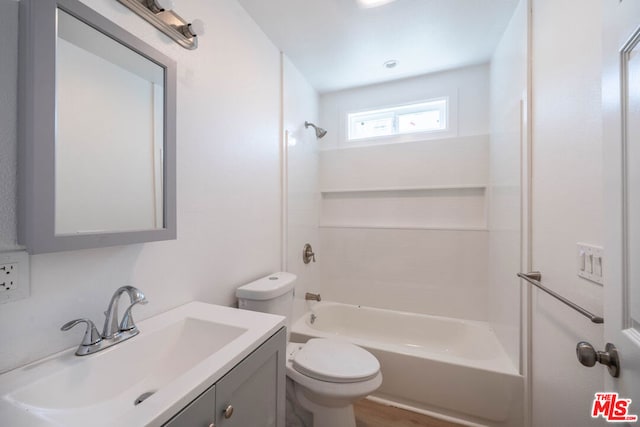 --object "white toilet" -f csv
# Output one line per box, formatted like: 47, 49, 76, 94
236, 272, 382, 427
